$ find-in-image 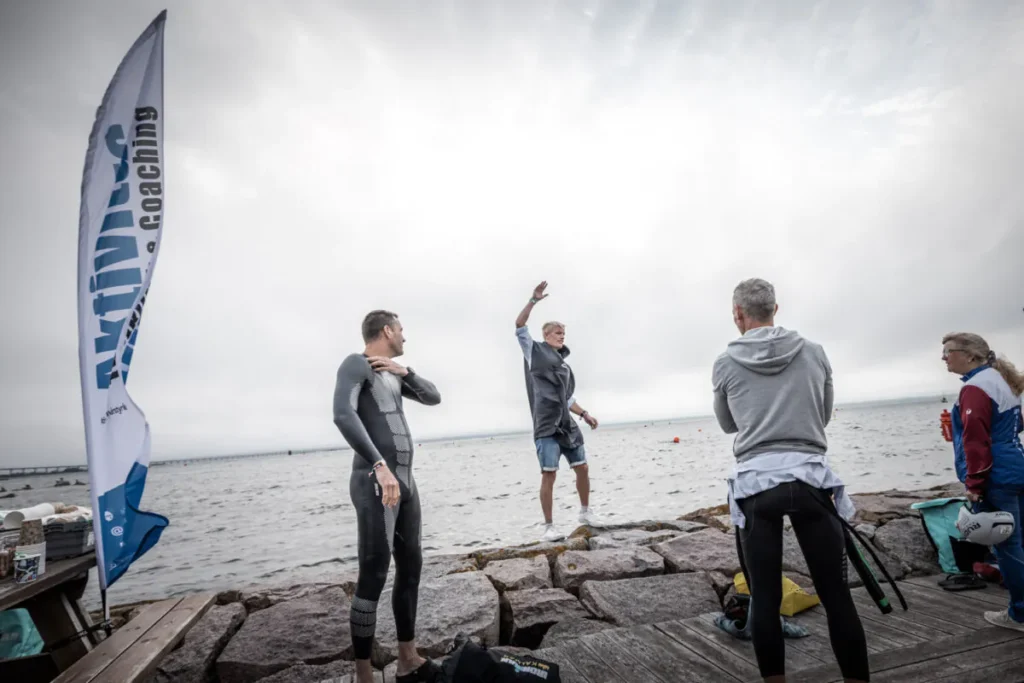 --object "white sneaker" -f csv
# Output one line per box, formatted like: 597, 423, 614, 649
578, 508, 605, 527
984, 609, 1024, 632
540, 525, 565, 542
